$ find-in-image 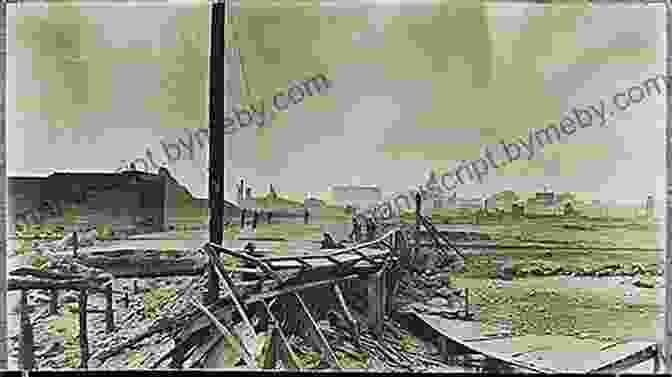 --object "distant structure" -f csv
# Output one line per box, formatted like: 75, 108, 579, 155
536, 185, 556, 206
269, 184, 278, 200
304, 193, 323, 217
645, 194, 655, 218
331, 185, 382, 211
237, 179, 245, 203
437, 193, 483, 210
9, 169, 240, 234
